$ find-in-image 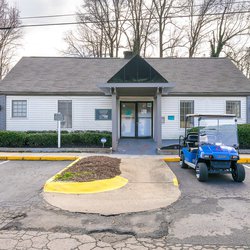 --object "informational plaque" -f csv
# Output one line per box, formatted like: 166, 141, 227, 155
95, 109, 112, 120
